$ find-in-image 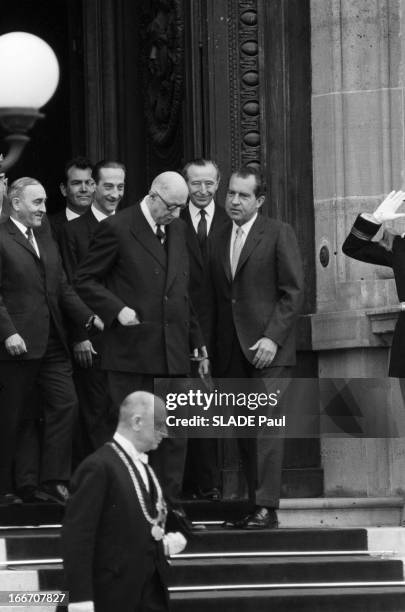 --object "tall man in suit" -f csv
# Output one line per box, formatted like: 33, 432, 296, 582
48, 156, 94, 243
75, 171, 208, 515
0, 178, 100, 505
181, 158, 230, 500
59, 161, 125, 460
209, 166, 303, 528
62, 391, 178, 612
